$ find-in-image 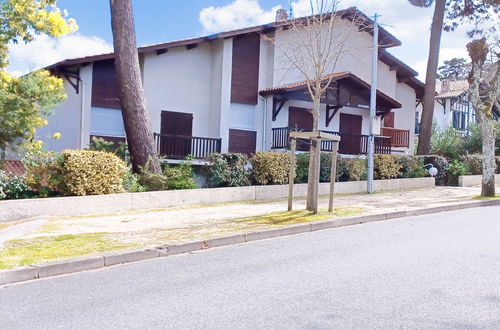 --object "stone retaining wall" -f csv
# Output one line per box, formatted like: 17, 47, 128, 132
0, 177, 435, 222
458, 174, 500, 187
